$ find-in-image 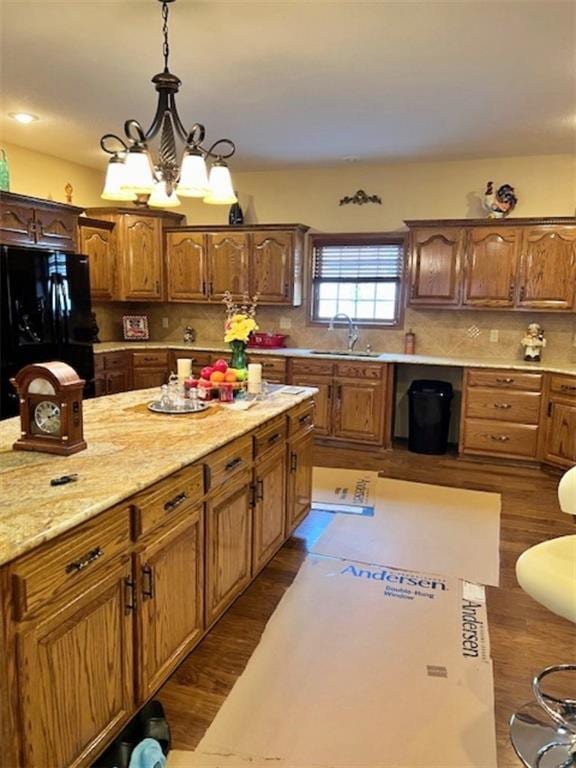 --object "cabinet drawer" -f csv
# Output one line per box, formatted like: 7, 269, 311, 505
465, 388, 542, 425
288, 400, 315, 437
10, 504, 131, 619
104, 351, 128, 370
462, 419, 539, 458
204, 436, 253, 492
254, 415, 287, 461
549, 375, 576, 400
291, 359, 334, 377
132, 463, 205, 538
335, 362, 382, 380
248, 356, 287, 379
467, 369, 542, 392
132, 350, 169, 367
